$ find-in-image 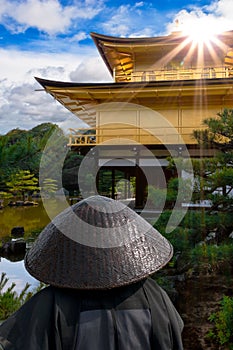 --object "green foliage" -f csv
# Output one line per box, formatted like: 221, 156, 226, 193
0, 125, 50, 177
193, 108, 233, 150
0, 192, 13, 200
167, 177, 193, 204
153, 207, 233, 255
0, 123, 68, 191
182, 210, 218, 243
0, 273, 46, 321
0, 124, 86, 194
6, 170, 39, 200
147, 177, 193, 210
97, 169, 135, 198
154, 210, 192, 252
167, 227, 191, 252
98, 169, 113, 196
41, 178, 58, 196
192, 109, 233, 241
147, 185, 166, 208
39, 125, 72, 192
63, 152, 83, 169
166, 156, 193, 175
0, 273, 31, 320
208, 295, 233, 348
115, 178, 135, 198
191, 243, 233, 266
